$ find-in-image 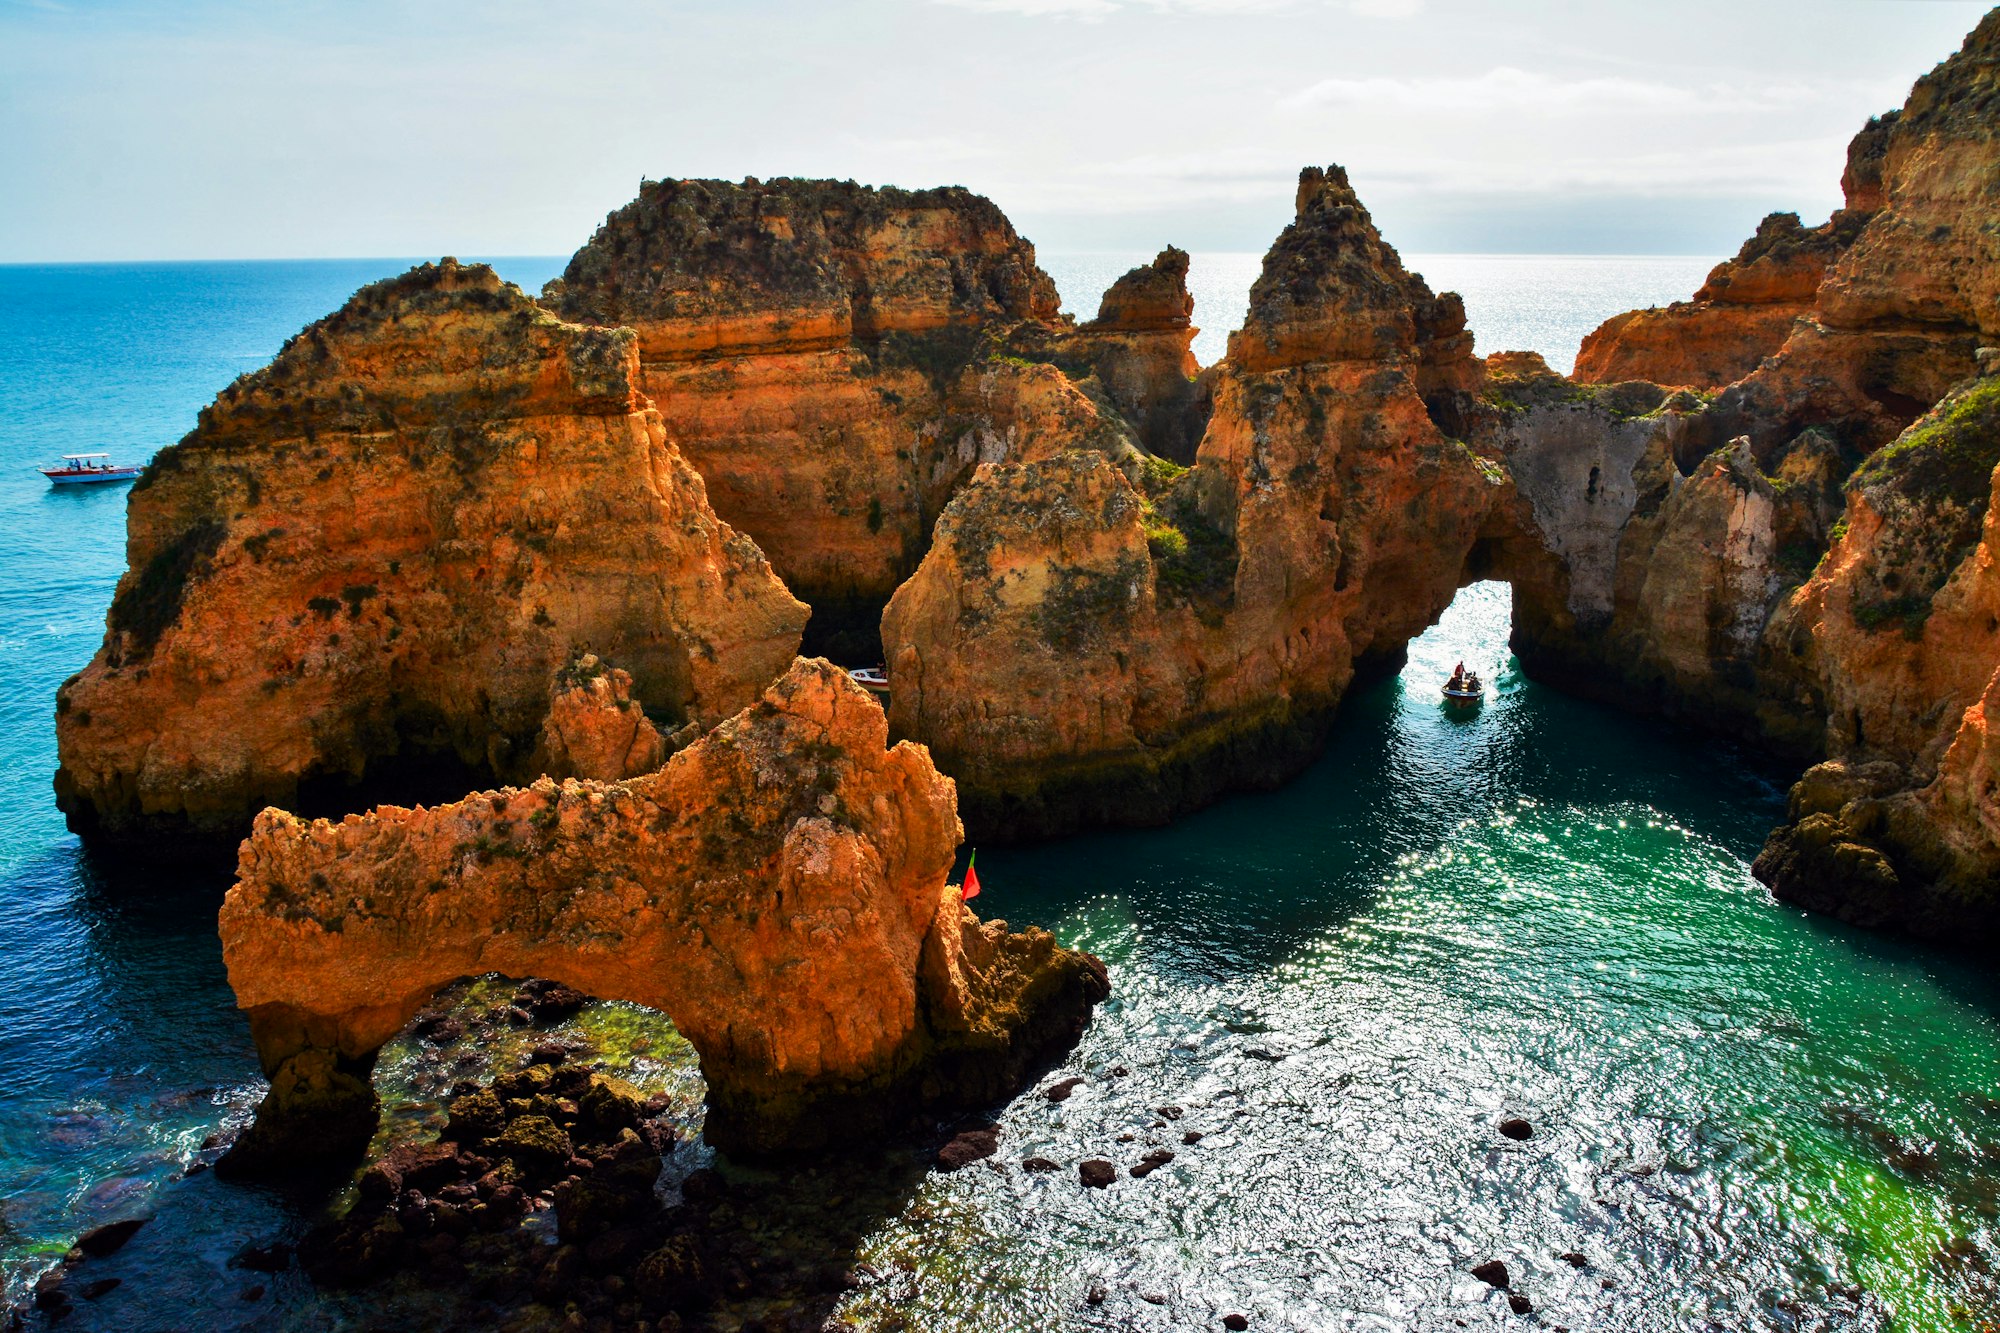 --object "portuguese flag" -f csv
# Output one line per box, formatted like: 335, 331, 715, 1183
960, 850, 981, 902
